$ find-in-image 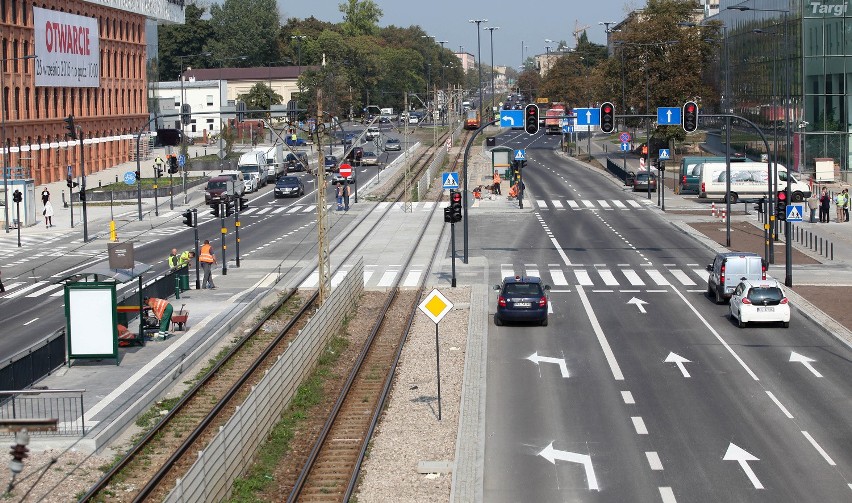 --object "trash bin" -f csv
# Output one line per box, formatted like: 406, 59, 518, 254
486, 137, 496, 147
178, 266, 190, 291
